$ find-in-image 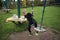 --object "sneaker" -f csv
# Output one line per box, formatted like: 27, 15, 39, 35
35, 32, 39, 36
28, 32, 32, 36
29, 34, 32, 36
